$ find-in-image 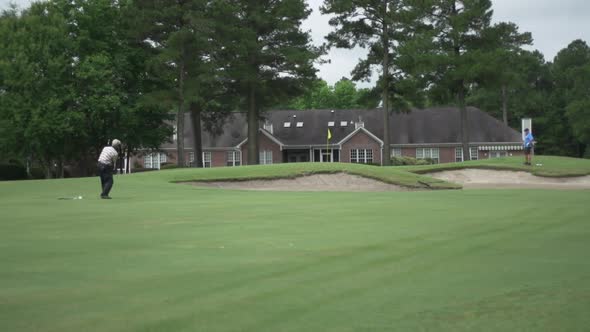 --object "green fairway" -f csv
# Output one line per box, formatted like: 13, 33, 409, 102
1, 159, 590, 331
